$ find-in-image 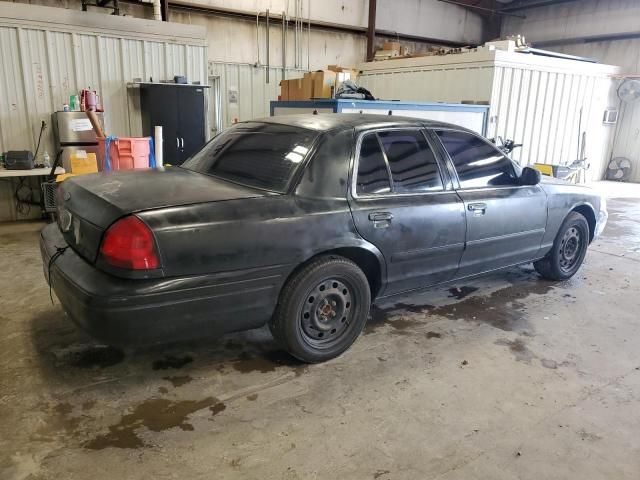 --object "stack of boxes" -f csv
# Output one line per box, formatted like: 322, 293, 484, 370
373, 41, 410, 61
279, 66, 359, 101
